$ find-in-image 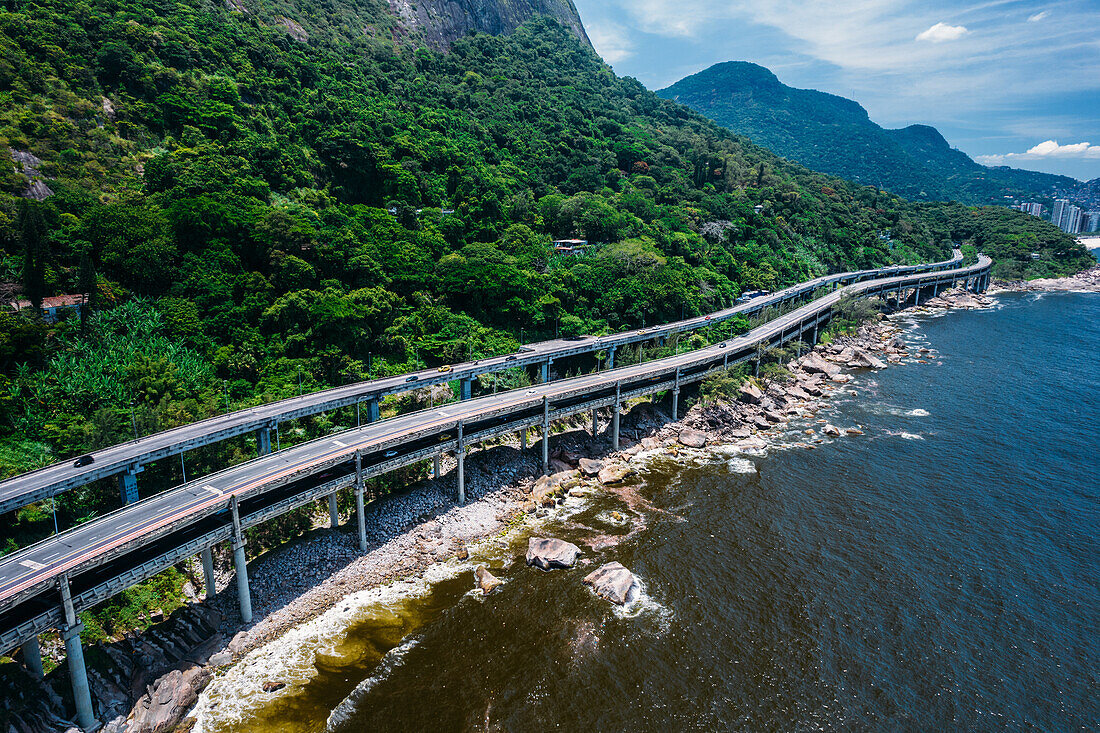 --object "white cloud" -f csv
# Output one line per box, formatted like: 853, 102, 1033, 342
916, 21, 970, 42
976, 140, 1100, 166
1027, 10, 1049, 22
587, 21, 635, 63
